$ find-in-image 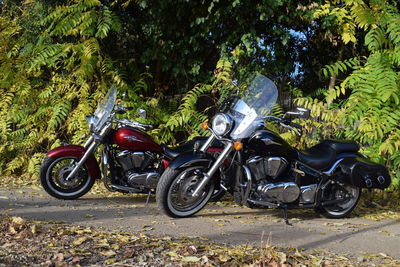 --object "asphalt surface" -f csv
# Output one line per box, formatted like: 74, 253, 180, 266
1, 186, 399, 259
